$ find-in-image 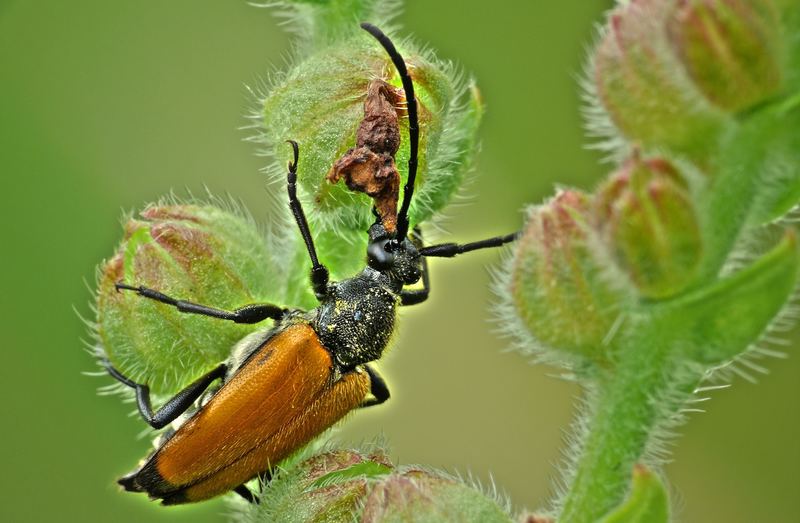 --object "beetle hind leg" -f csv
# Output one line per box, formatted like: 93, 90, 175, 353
232, 468, 273, 504
104, 361, 227, 430
233, 484, 258, 504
